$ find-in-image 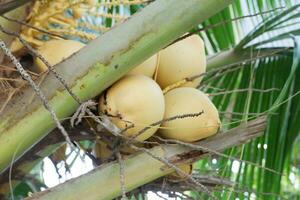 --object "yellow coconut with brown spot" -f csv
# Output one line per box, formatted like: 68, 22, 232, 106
168, 163, 193, 180
158, 87, 220, 142
128, 54, 159, 78
156, 35, 206, 89
34, 39, 85, 73
99, 74, 165, 141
